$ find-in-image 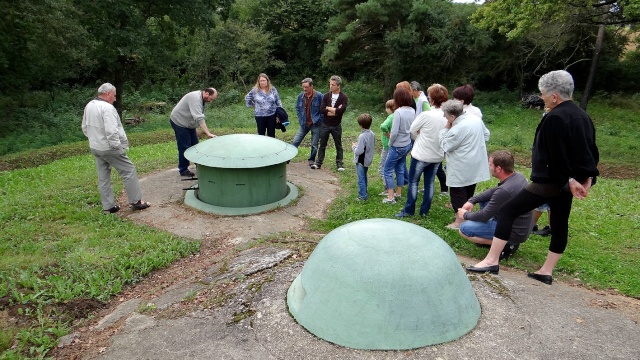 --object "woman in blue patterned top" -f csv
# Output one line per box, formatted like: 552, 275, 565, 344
245, 73, 283, 138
